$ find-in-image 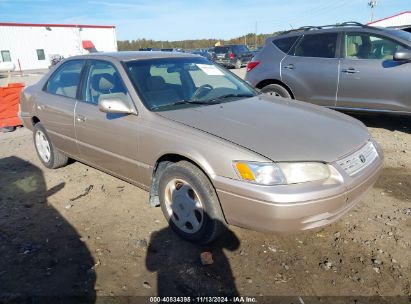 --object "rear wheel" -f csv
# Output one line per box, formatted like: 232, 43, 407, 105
33, 123, 68, 169
260, 84, 292, 98
158, 161, 227, 244
235, 59, 242, 69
